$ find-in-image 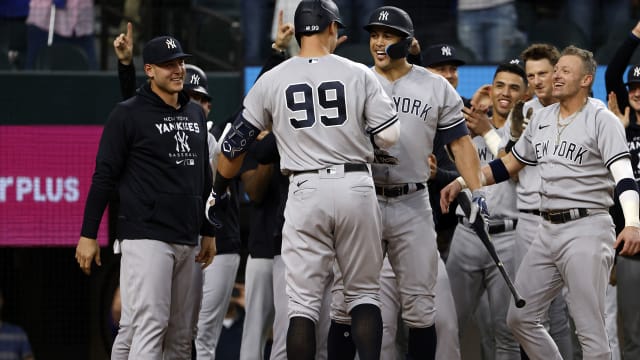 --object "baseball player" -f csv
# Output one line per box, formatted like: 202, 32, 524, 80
112, 24, 244, 359
445, 60, 528, 360
207, 1, 401, 358
505, 43, 574, 359
328, 7, 485, 360
442, 45, 640, 360
239, 12, 332, 360
605, 20, 640, 359
75, 35, 216, 358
